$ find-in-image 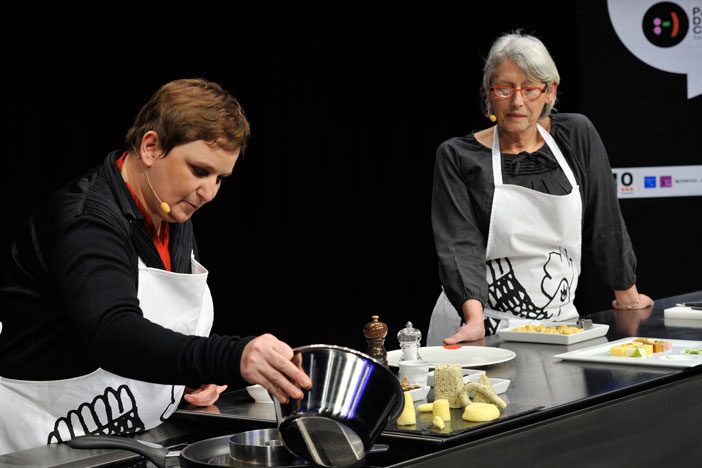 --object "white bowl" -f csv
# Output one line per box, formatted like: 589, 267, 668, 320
246, 384, 273, 404
407, 386, 431, 402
